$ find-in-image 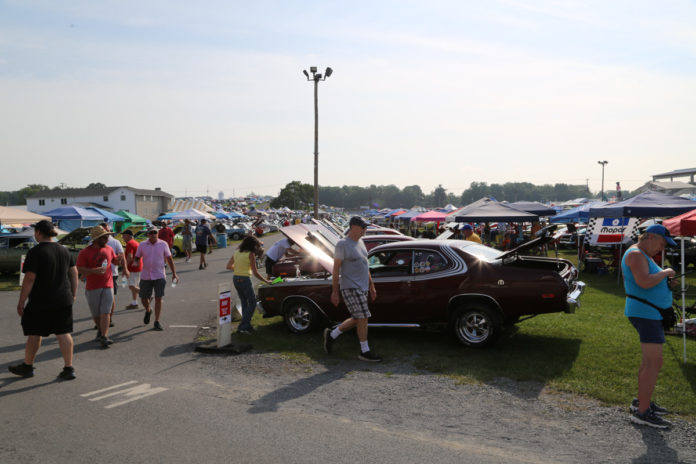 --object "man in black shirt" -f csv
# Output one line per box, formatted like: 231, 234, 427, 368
9, 220, 78, 380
